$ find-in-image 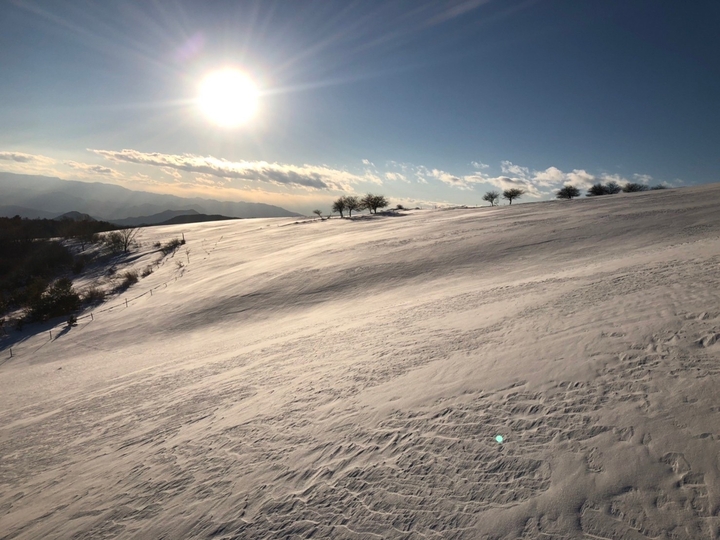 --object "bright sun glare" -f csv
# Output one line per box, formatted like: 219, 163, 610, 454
198, 69, 259, 127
